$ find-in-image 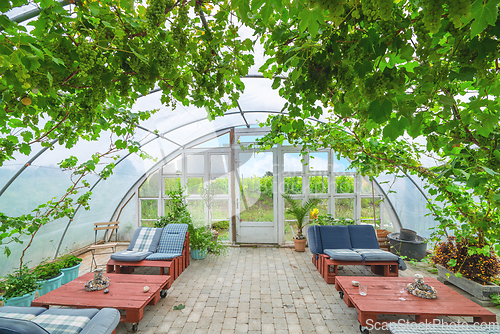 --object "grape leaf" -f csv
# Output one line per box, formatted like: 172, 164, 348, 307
469, 0, 499, 37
